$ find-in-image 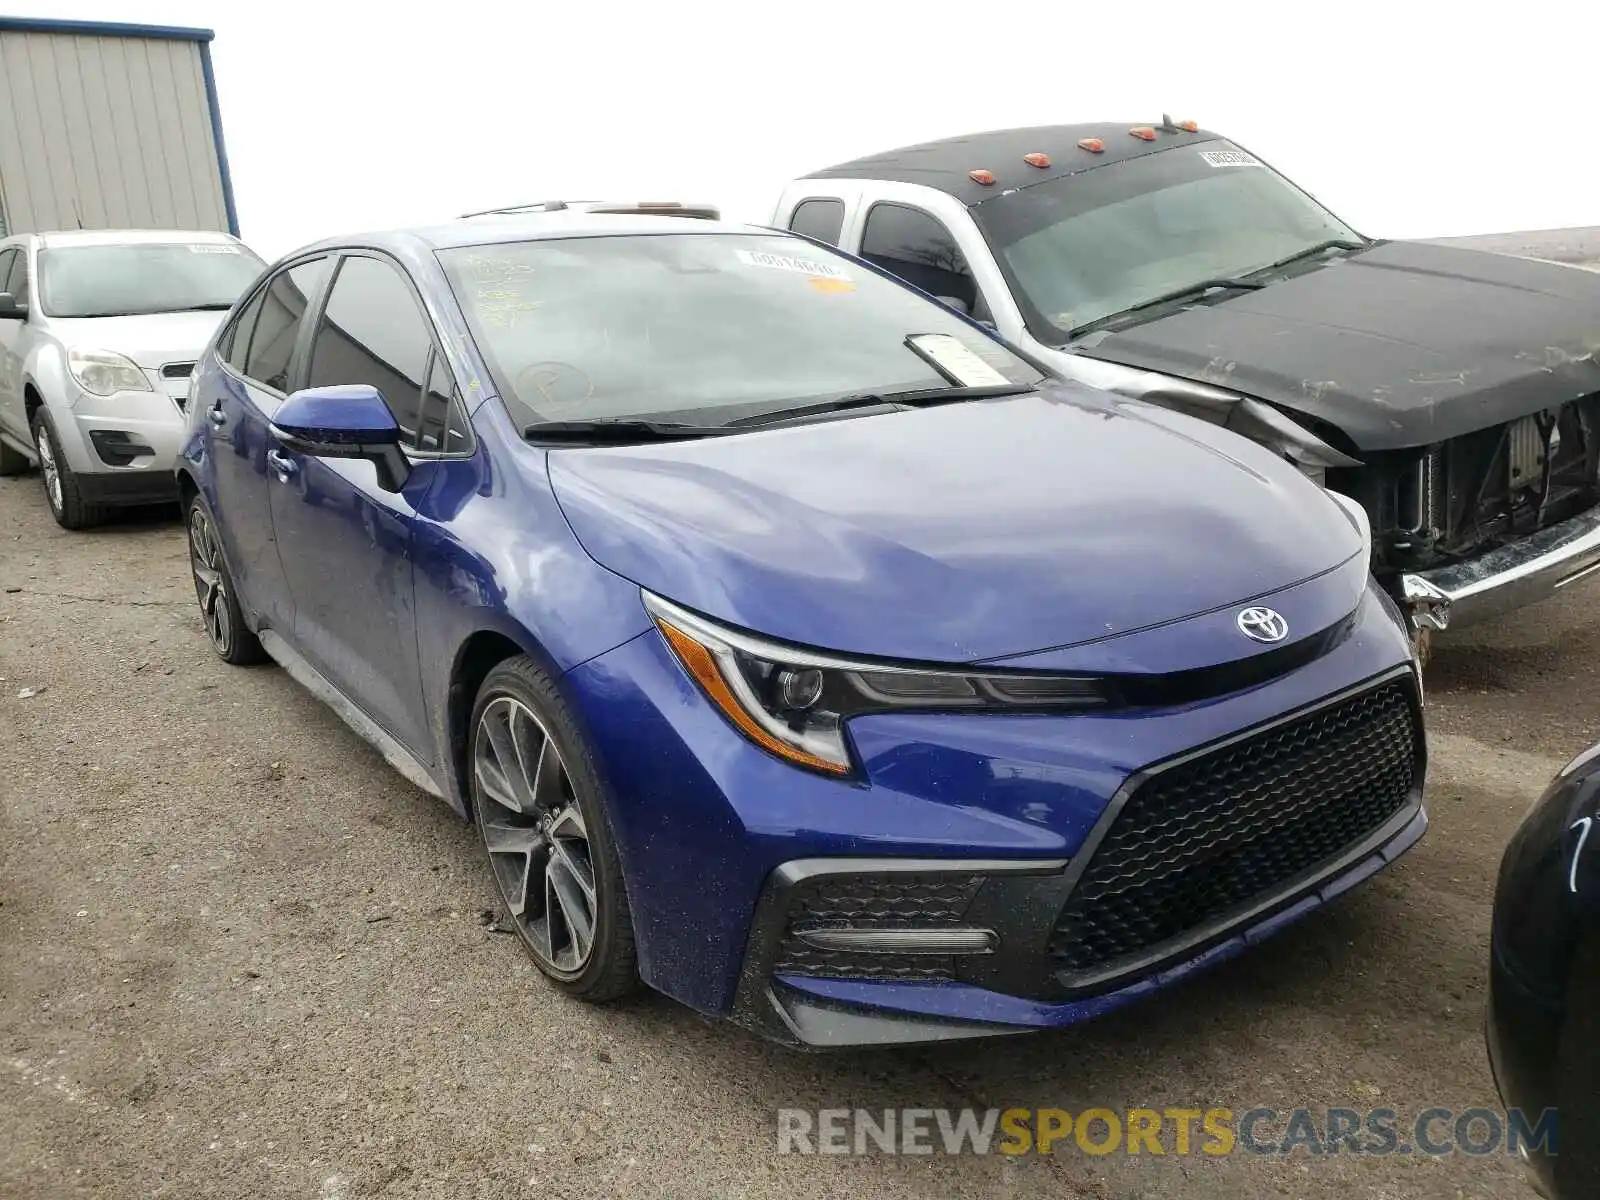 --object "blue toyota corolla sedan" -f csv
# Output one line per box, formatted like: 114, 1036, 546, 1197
177, 211, 1427, 1046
